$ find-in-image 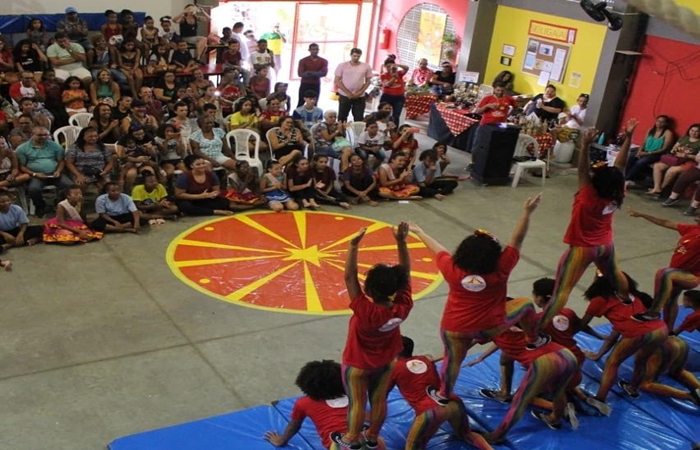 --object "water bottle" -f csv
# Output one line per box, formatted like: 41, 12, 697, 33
597, 132, 605, 145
